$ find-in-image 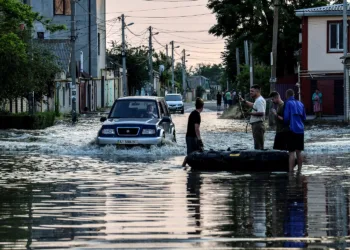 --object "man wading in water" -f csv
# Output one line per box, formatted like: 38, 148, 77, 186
269, 91, 288, 150
182, 98, 204, 167
239, 85, 266, 149
284, 89, 306, 171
